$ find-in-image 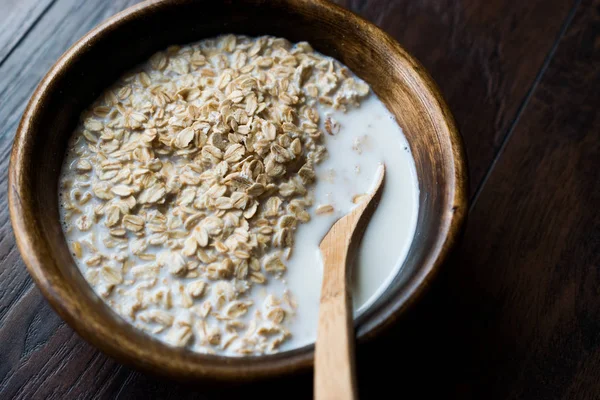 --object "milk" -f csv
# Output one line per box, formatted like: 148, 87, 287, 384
273, 95, 419, 350
59, 42, 419, 354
